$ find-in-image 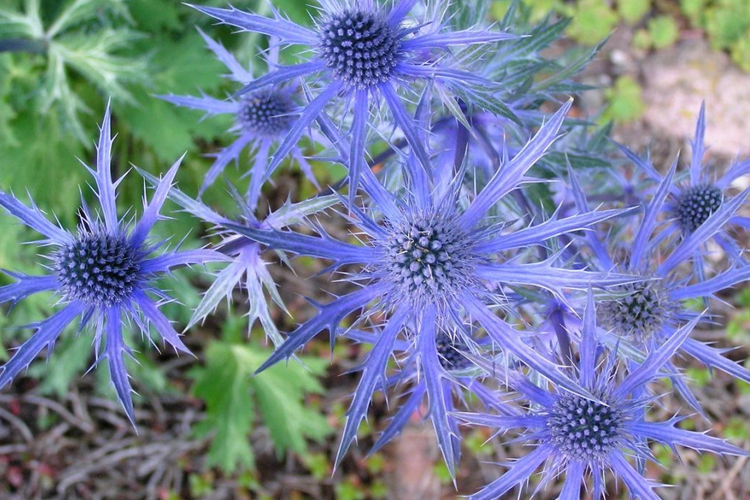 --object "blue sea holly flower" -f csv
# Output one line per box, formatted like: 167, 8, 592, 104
226, 101, 638, 466
562, 165, 750, 416
159, 30, 320, 209
0, 106, 229, 425
188, 0, 516, 202
456, 292, 749, 500
136, 167, 339, 346
617, 103, 750, 270
567, 163, 750, 396
346, 327, 519, 473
